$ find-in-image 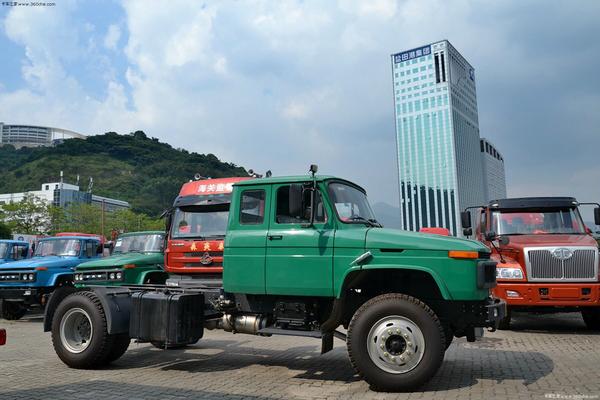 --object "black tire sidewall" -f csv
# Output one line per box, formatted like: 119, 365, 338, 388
582, 308, 600, 330
51, 293, 110, 368
348, 294, 445, 392
1, 301, 26, 320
